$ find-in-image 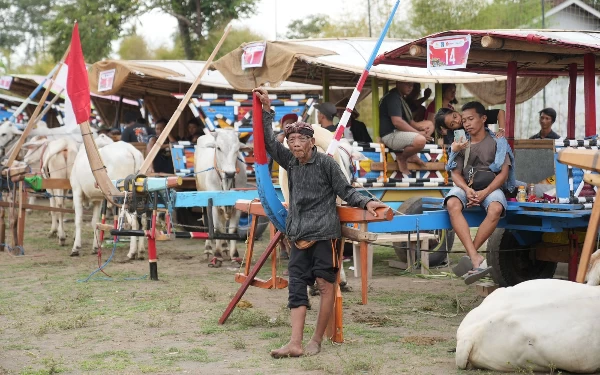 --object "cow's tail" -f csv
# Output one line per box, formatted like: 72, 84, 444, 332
455, 337, 473, 369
